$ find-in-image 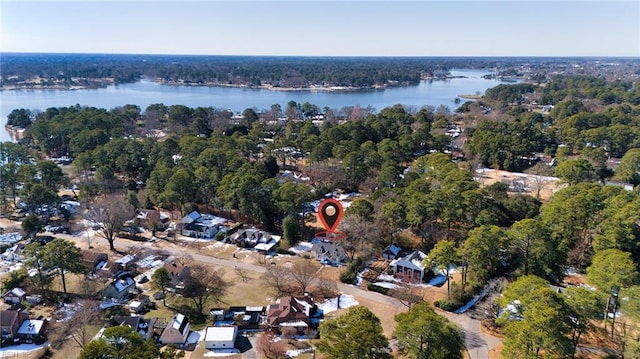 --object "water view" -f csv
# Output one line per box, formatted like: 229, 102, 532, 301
0, 69, 514, 142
